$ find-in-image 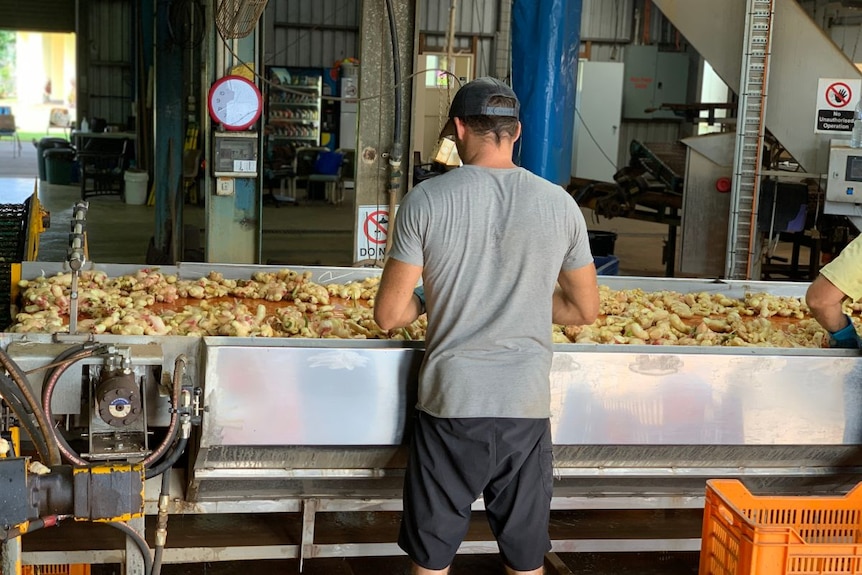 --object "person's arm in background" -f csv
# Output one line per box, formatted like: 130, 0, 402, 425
807, 275, 850, 332
374, 257, 424, 330
806, 275, 861, 348
553, 263, 600, 326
